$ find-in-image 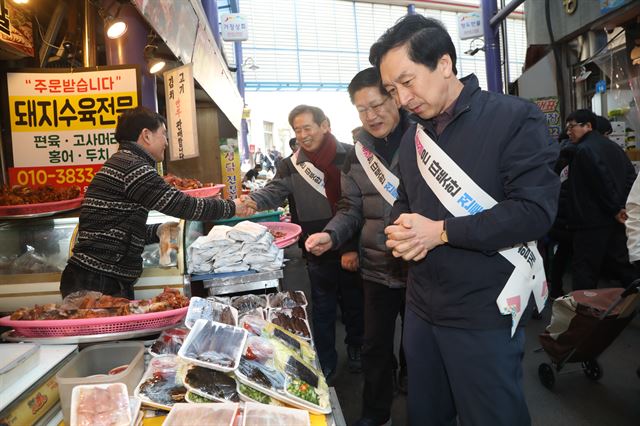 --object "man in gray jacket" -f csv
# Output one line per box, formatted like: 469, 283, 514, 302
306, 68, 409, 426
243, 105, 364, 381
